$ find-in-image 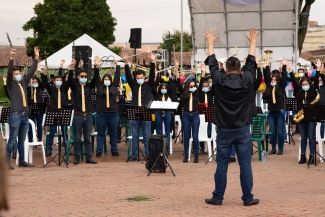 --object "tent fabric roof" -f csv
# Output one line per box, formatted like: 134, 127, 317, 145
39, 34, 122, 69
